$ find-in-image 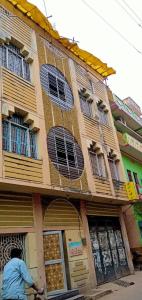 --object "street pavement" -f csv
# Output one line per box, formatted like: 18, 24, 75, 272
100, 271, 142, 300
